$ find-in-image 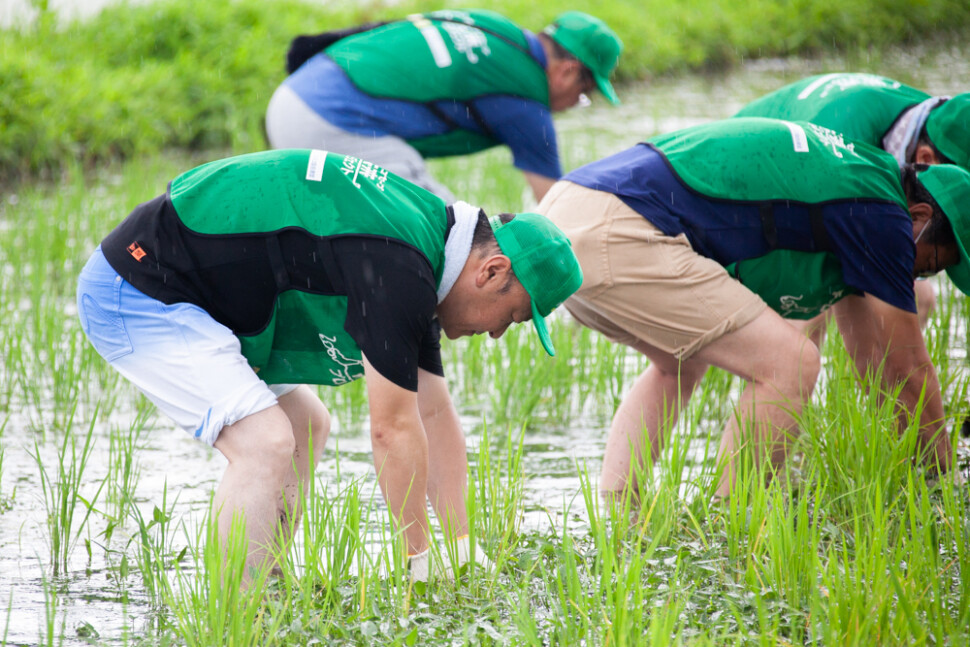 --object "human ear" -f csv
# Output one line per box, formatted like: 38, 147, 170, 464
914, 145, 940, 165
479, 255, 512, 287
475, 254, 512, 288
